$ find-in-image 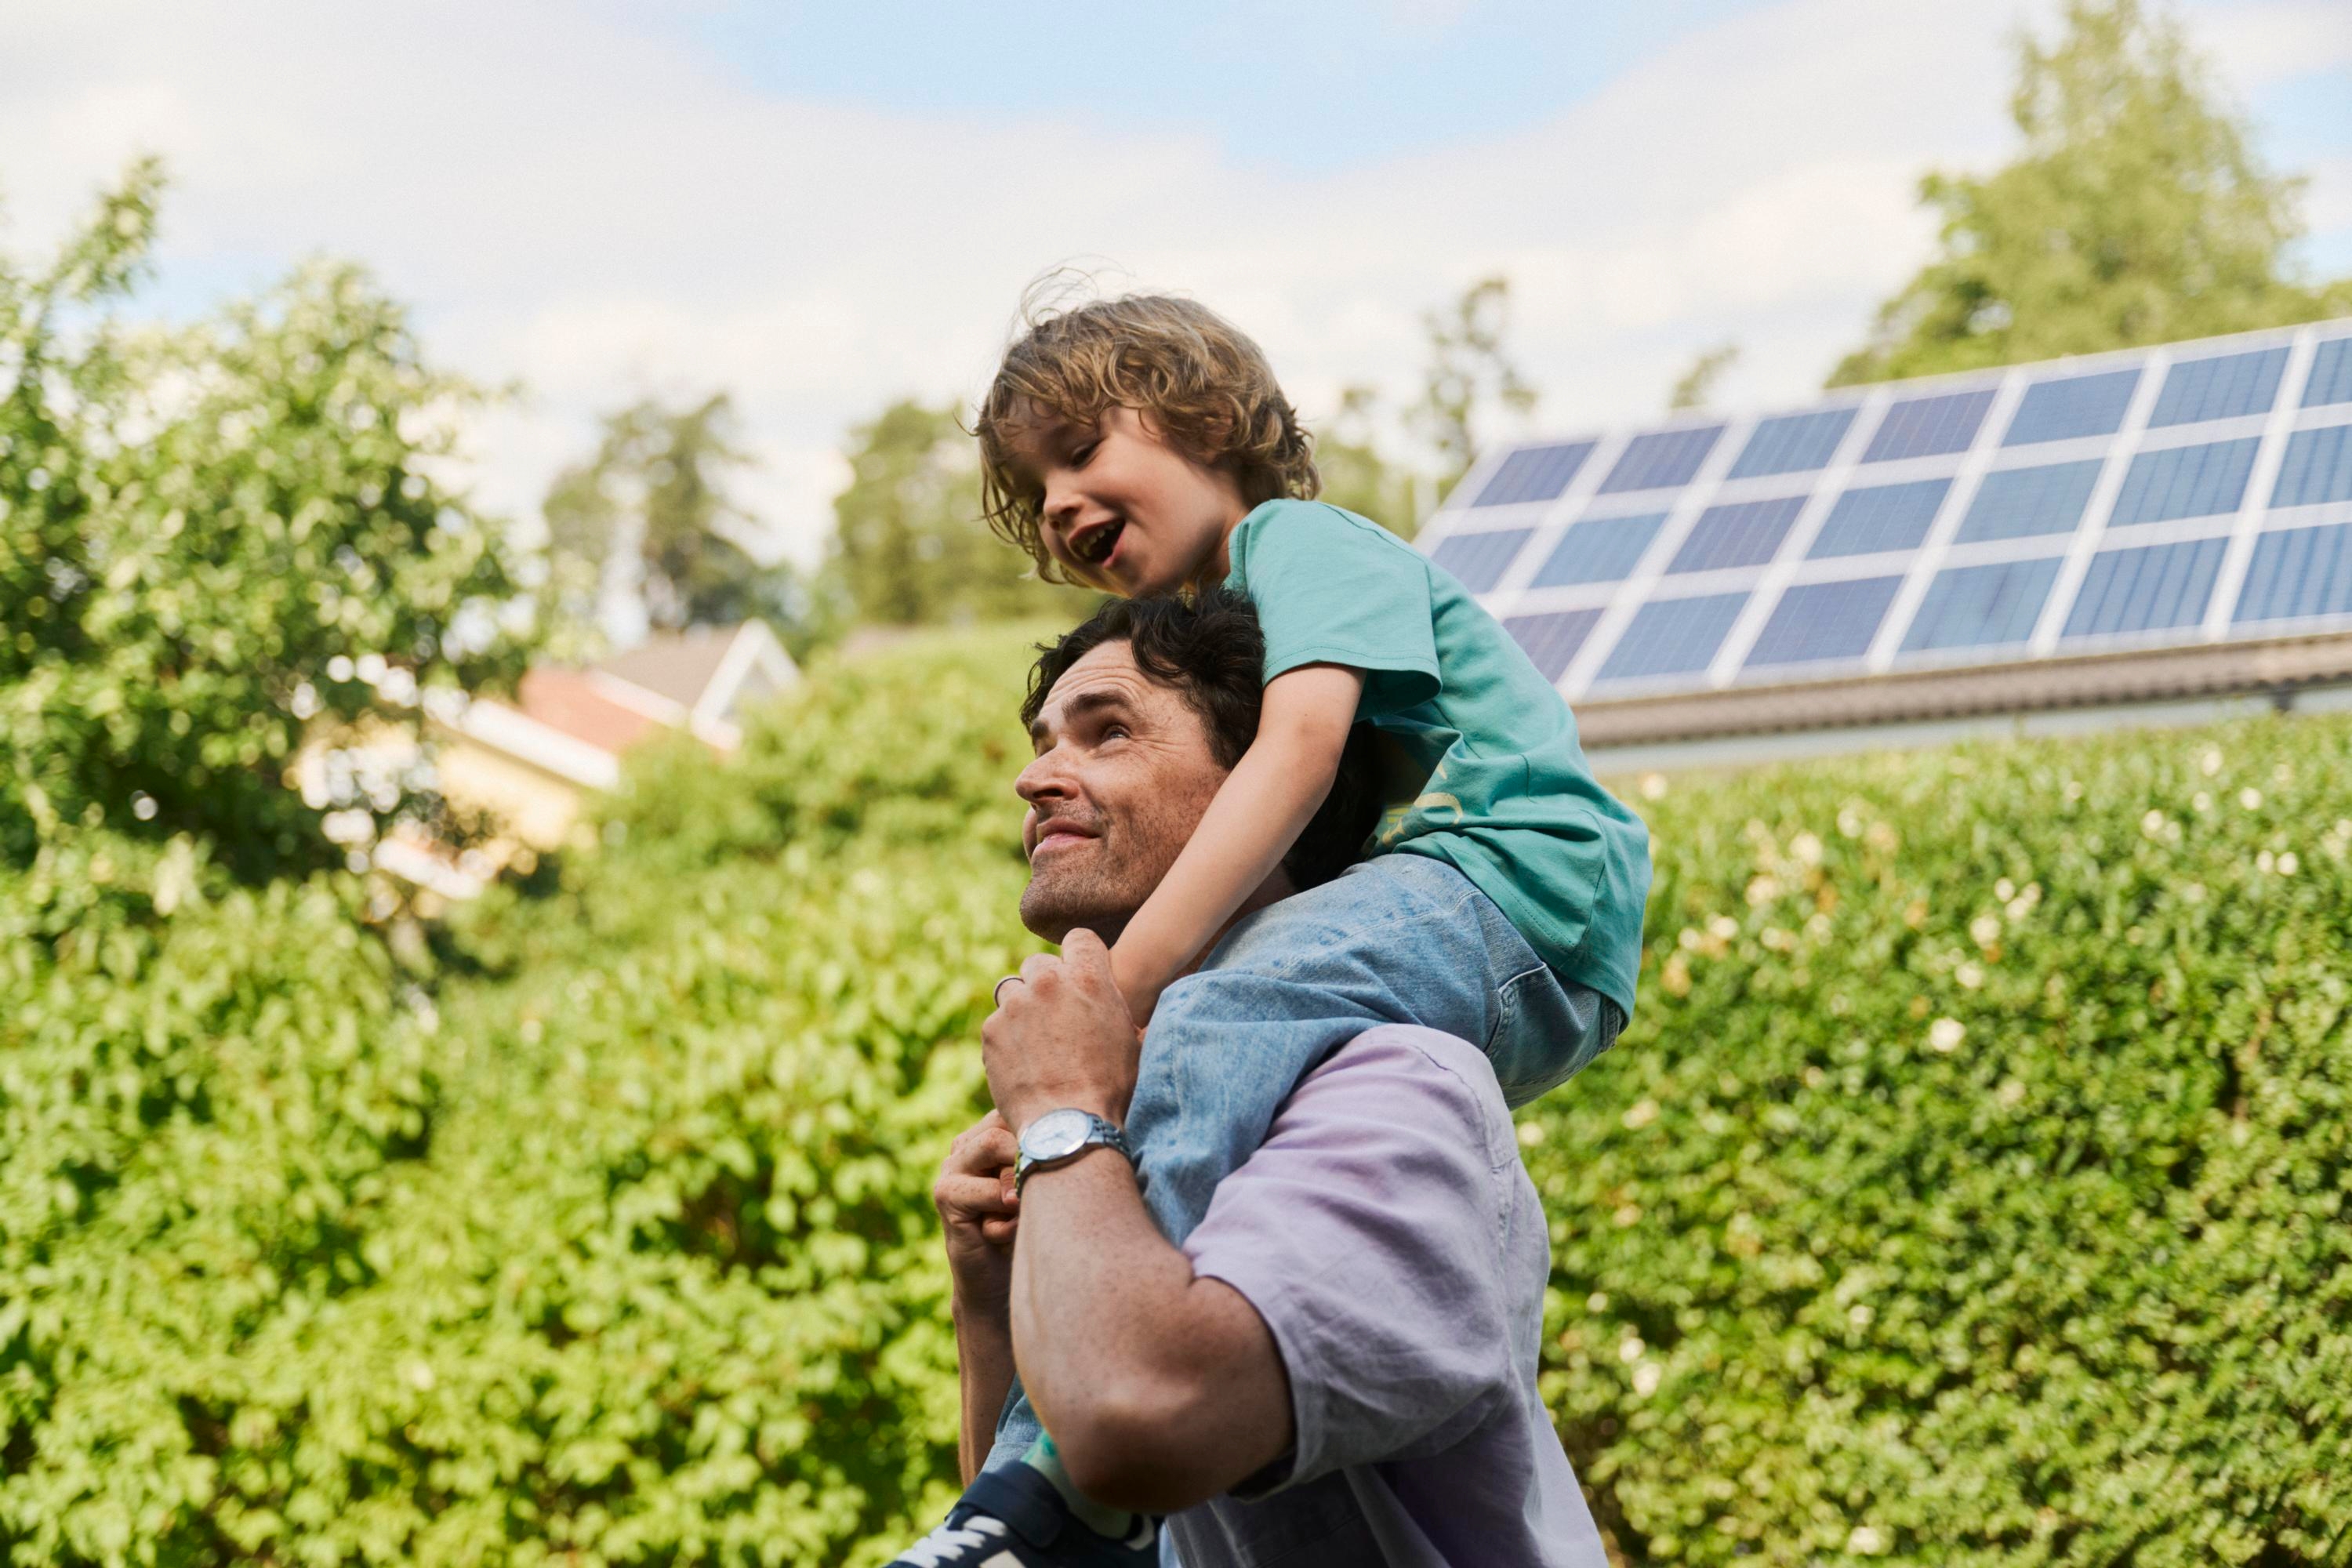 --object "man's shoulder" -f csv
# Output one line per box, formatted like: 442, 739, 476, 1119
1283, 1025, 1516, 1170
